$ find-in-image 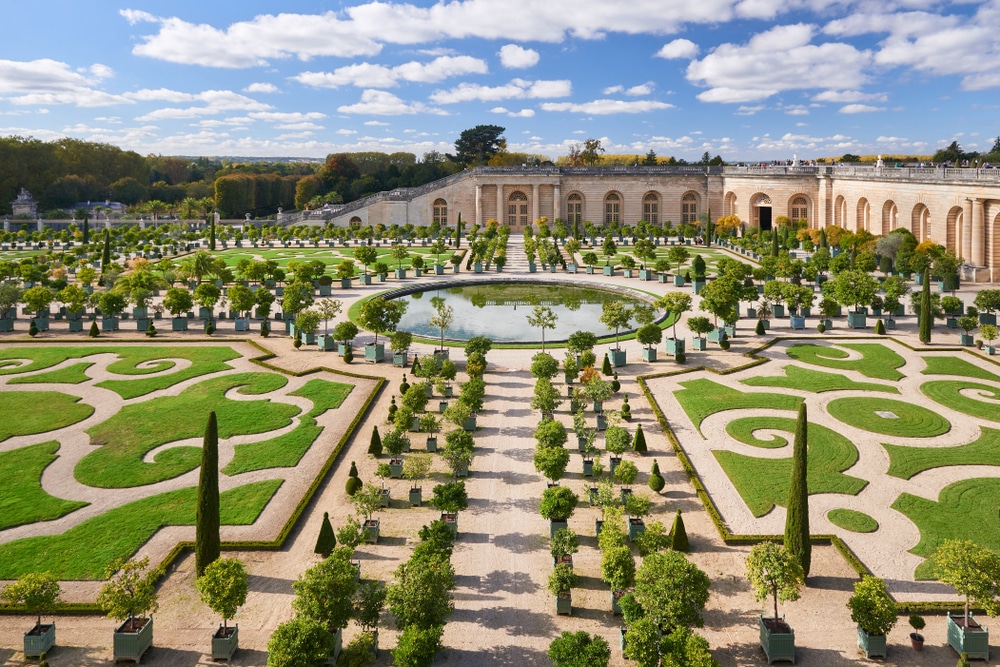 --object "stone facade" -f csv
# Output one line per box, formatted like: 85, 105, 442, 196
318, 165, 1000, 281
